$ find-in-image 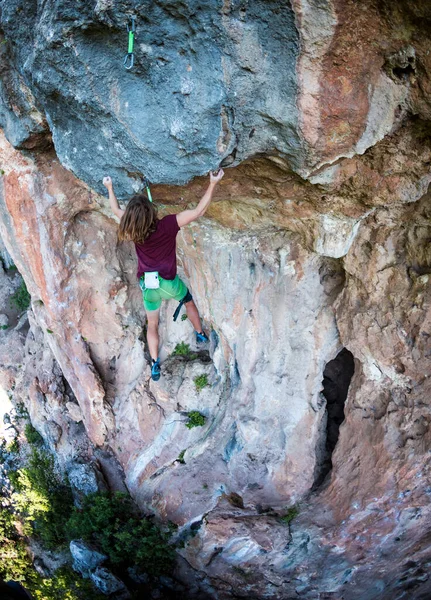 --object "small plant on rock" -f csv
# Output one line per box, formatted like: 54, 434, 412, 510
194, 374, 209, 392
24, 423, 43, 446
181, 313, 188, 321
280, 505, 299, 525
172, 341, 191, 356
185, 411, 206, 429
177, 449, 186, 464
171, 341, 198, 360
10, 280, 31, 312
